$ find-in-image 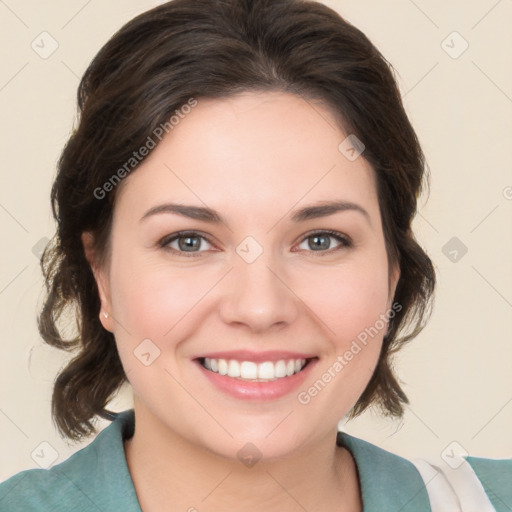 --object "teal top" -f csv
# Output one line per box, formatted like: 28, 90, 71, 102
1, 409, 511, 511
